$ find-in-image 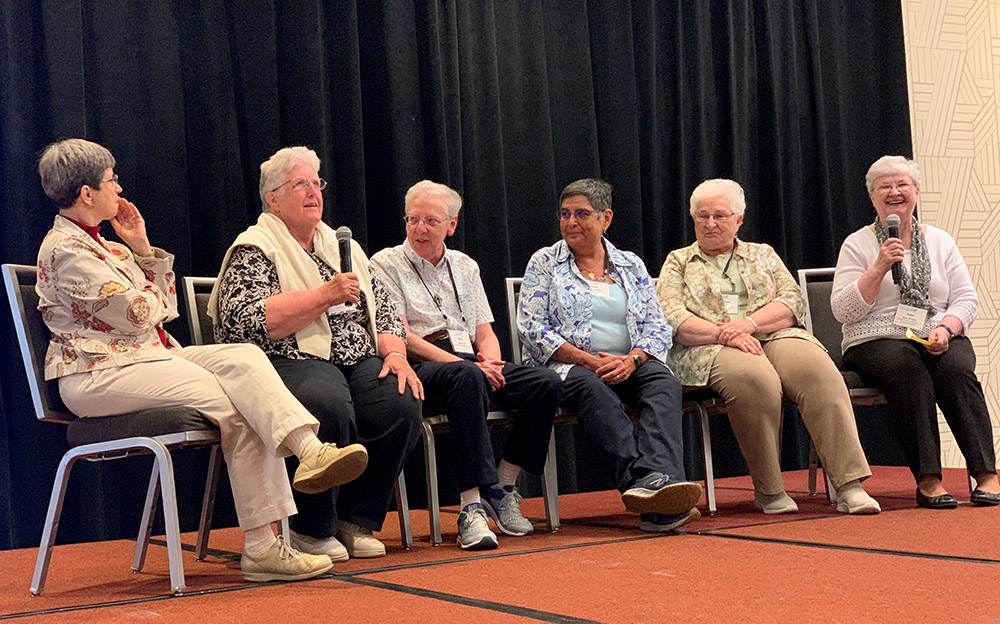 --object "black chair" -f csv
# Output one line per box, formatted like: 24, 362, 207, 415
181, 276, 415, 548
2, 263, 222, 596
